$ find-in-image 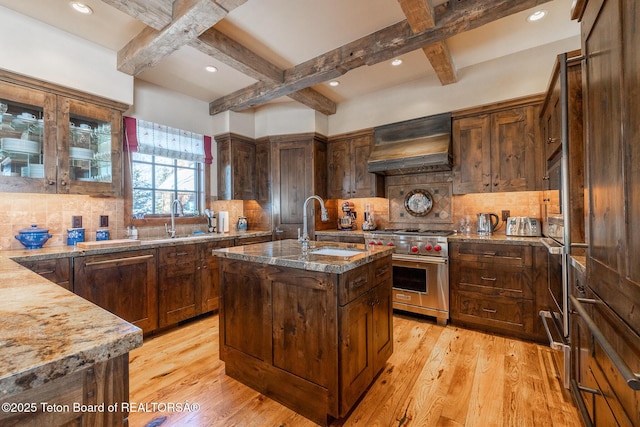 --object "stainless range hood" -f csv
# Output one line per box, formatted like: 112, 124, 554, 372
368, 112, 452, 175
